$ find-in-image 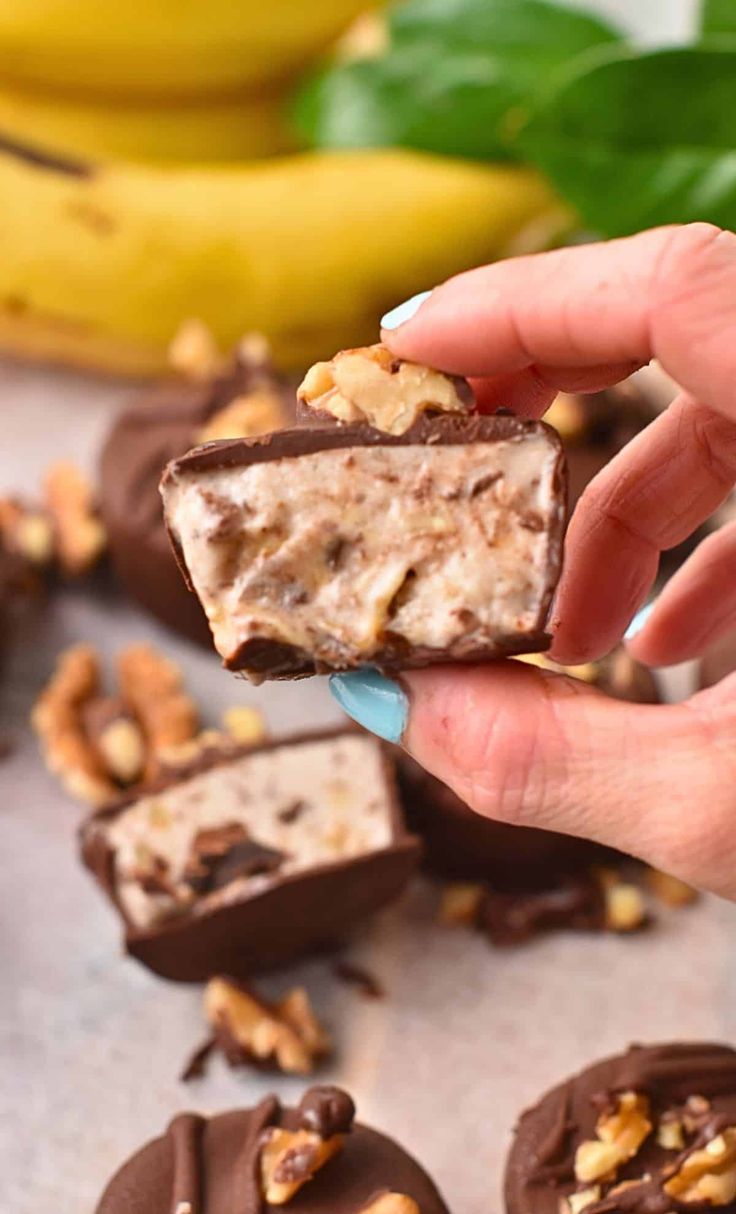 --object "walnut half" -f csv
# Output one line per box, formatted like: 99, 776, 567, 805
298, 344, 473, 436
